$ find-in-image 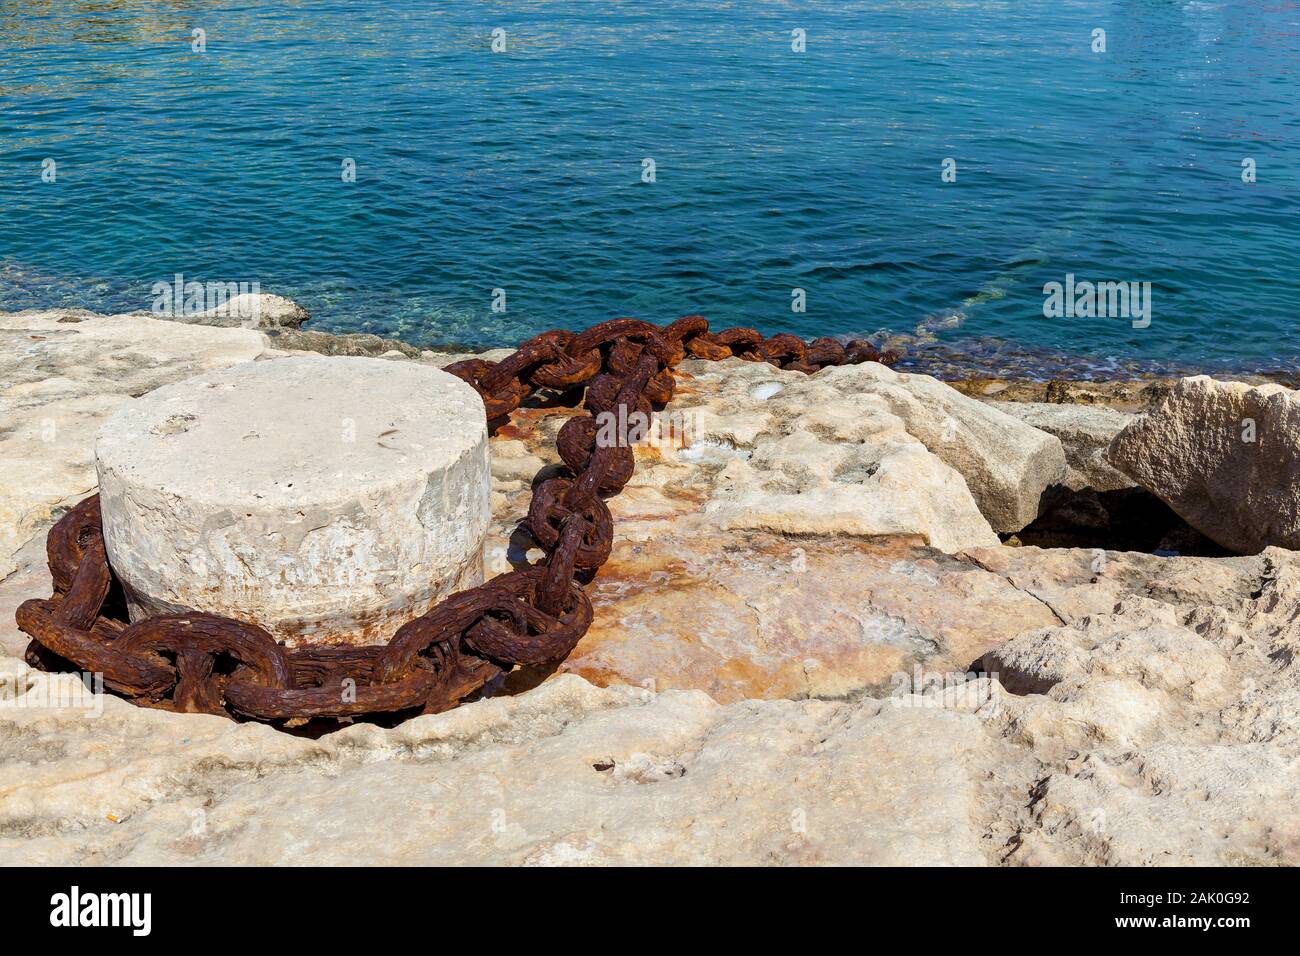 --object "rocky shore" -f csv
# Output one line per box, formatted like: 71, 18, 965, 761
2, 300, 1297, 866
